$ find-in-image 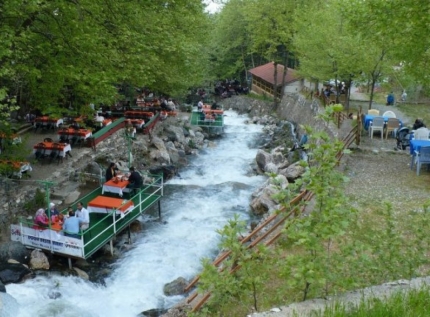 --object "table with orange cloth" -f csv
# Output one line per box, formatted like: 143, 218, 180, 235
57, 128, 92, 140
50, 218, 64, 232
0, 133, 21, 144
124, 111, 154, 119
202, 109, 224, 115
102, 178, 130, 196
34, 116, 63, 127
127, 119, 145, 128
33, 141, 71, 157
0, 160, 32, 178
87, 196, 134, 216
103, 119, 112, 126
